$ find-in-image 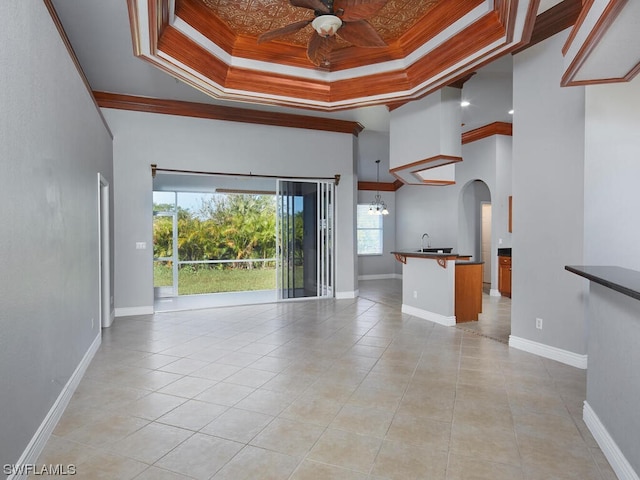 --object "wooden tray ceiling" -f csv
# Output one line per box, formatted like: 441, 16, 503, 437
127, 0, 541, 110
